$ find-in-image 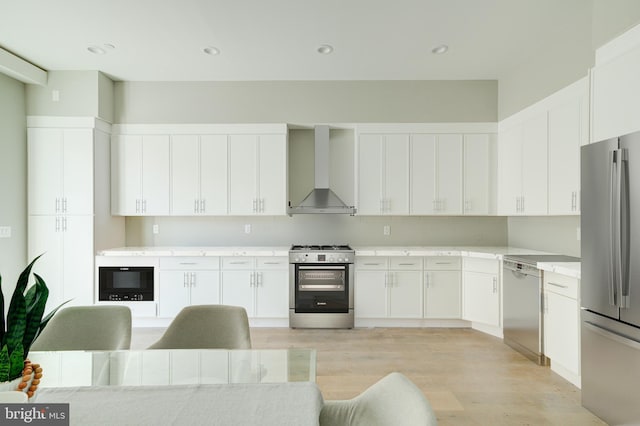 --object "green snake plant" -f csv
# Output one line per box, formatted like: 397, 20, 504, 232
0, 255, 67, 381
